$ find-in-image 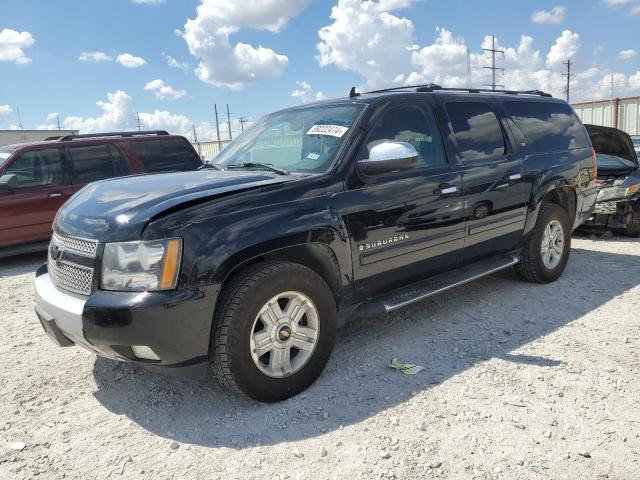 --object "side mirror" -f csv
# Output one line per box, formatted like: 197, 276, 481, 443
0, 174, 17, 194
358, 141, 419, 177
